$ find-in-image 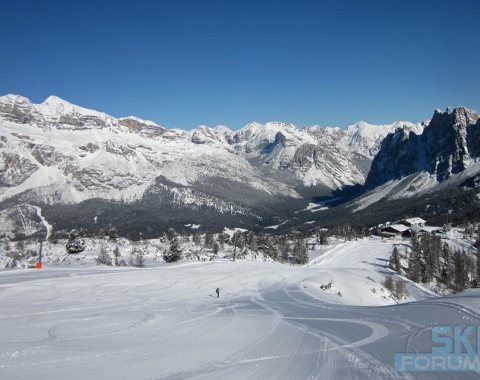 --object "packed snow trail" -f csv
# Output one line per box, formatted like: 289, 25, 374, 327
1, 253, 480, 379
